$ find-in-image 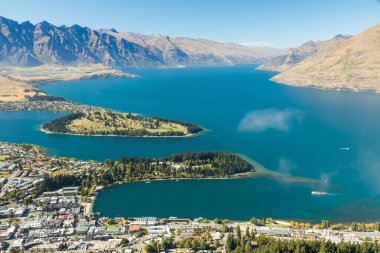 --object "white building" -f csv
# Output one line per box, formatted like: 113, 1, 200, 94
148, 225, 171, 236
